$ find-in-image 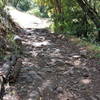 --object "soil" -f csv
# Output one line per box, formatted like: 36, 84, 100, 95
2, 7, 100, 100
3, 29, 100, 100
